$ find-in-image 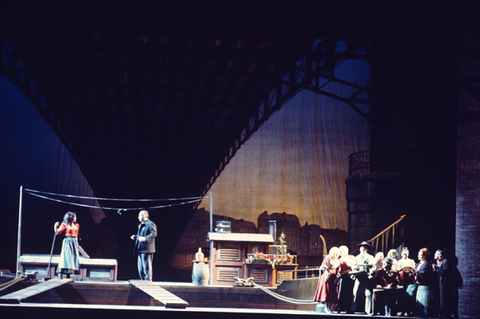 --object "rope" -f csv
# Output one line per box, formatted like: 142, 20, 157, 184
252, 282, 318, 305
0, 276, 27, 291
24, 188, 205, 202
23, 188, 207, 212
